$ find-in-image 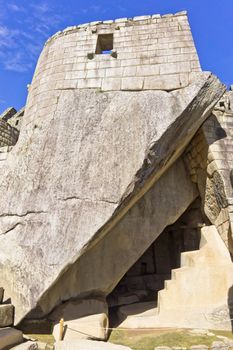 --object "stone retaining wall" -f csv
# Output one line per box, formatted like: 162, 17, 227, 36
0, 120, 19, 147
184, 91, 233, 252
